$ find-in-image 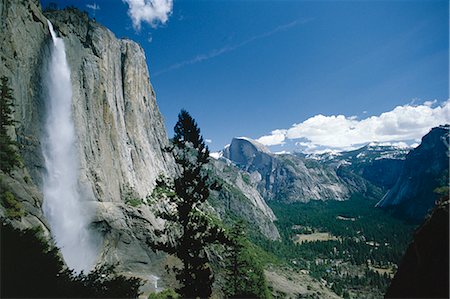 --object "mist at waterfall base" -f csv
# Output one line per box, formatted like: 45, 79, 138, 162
42, 20, 101, 273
